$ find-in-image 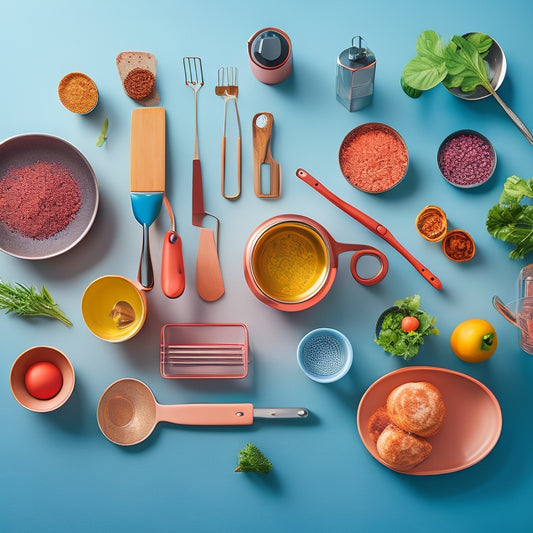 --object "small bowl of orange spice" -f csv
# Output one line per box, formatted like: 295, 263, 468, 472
58, 72, 99, 114
415, 206, 447, 242
442, 229, 475, 262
